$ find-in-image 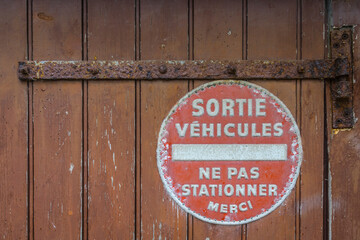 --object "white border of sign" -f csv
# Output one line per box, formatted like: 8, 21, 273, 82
156, 80, 303, 225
